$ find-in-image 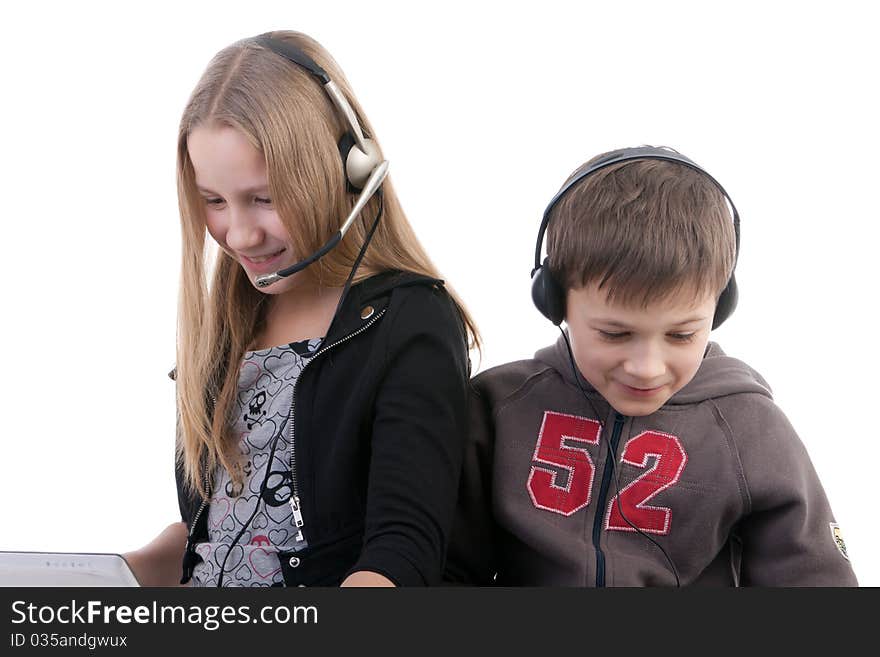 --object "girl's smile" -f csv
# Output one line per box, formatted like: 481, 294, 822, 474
238, 248, 287, 272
